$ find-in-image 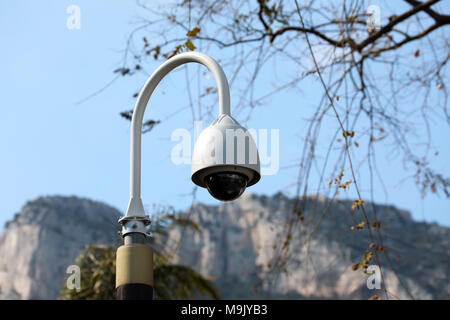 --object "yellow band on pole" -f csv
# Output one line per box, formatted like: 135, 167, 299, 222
116, 244, 154, 288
